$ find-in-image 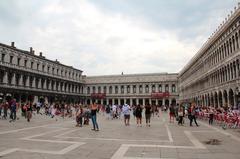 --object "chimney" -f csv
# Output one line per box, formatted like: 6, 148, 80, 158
11, 42, 15, 48
32, 50, 35, 55
39, 52, 42, 57
30, 47, 33, 53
